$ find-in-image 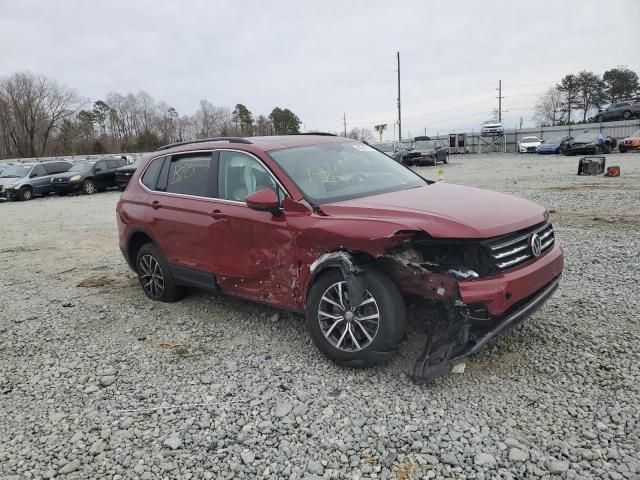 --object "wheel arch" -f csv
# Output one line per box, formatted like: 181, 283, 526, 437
126, 228, 160, 271
304, 250, 377, 305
